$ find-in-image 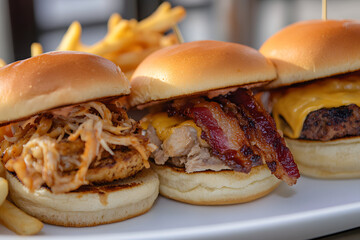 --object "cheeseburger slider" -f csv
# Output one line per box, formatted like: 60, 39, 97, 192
260, 20, 360, 179
129, 40, 299, 205
0, 51, 159, 226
